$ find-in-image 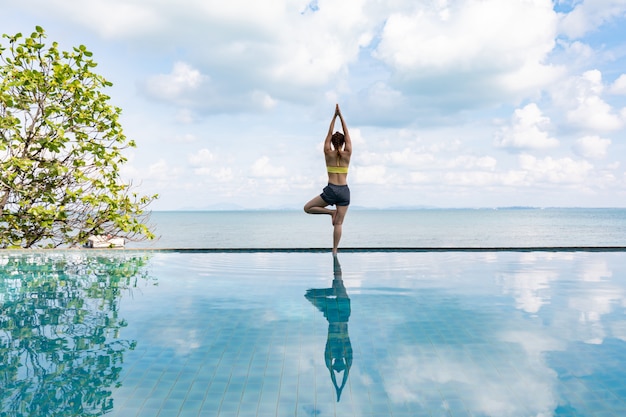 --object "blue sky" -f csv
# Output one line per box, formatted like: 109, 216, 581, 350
2, 0, 626, 209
